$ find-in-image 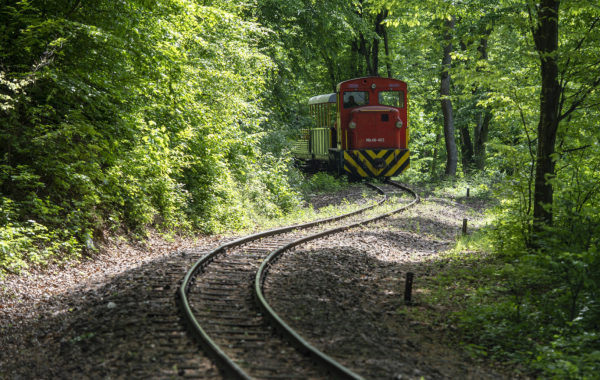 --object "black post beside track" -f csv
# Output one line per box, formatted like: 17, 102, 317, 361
253, 180, 419, 380
177, 182, 387, 380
